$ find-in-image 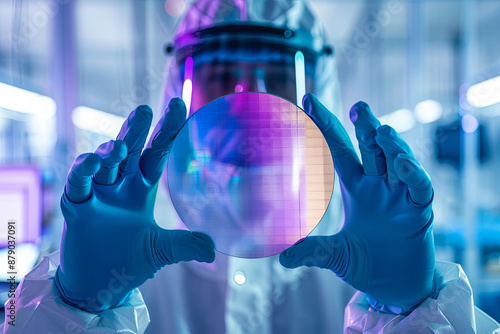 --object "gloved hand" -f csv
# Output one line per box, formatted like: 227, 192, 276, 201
55, 98, 215, 312
280, 94, 436, 314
